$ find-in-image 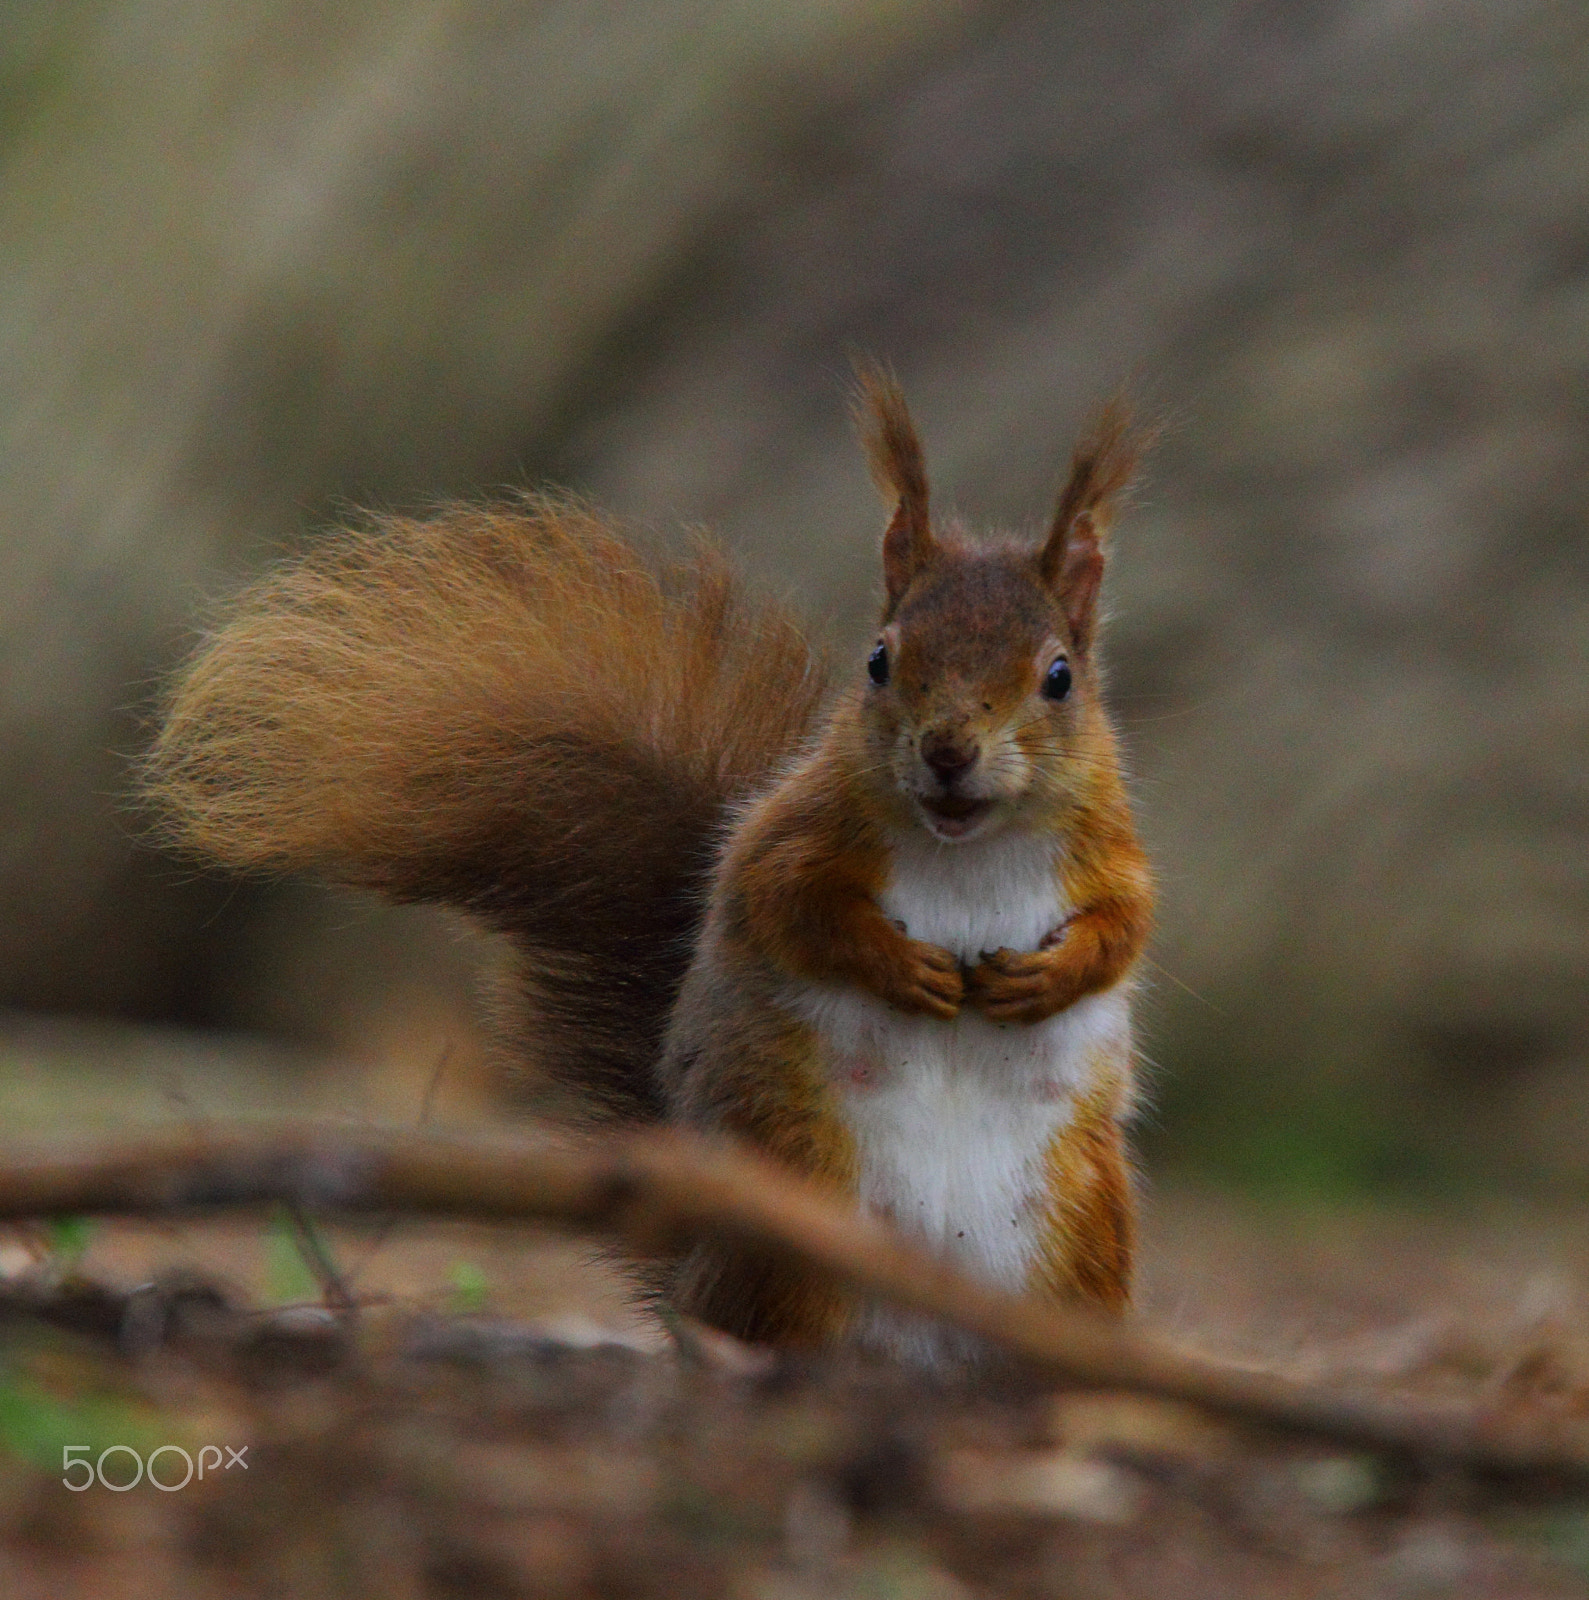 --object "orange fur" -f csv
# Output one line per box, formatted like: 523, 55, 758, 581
1031, 1082, 1135, 1311
1045, 398, 1141, 561
147, 381, 1155, 1356
688, 380, 1151, 1340
966, 801, 1152, 1024
144, 495, 824, 1120
852, 363, 935, 609
723, 748, 965, 1020
670, 1015, 856, 1345
1043, 398, 1143, 655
